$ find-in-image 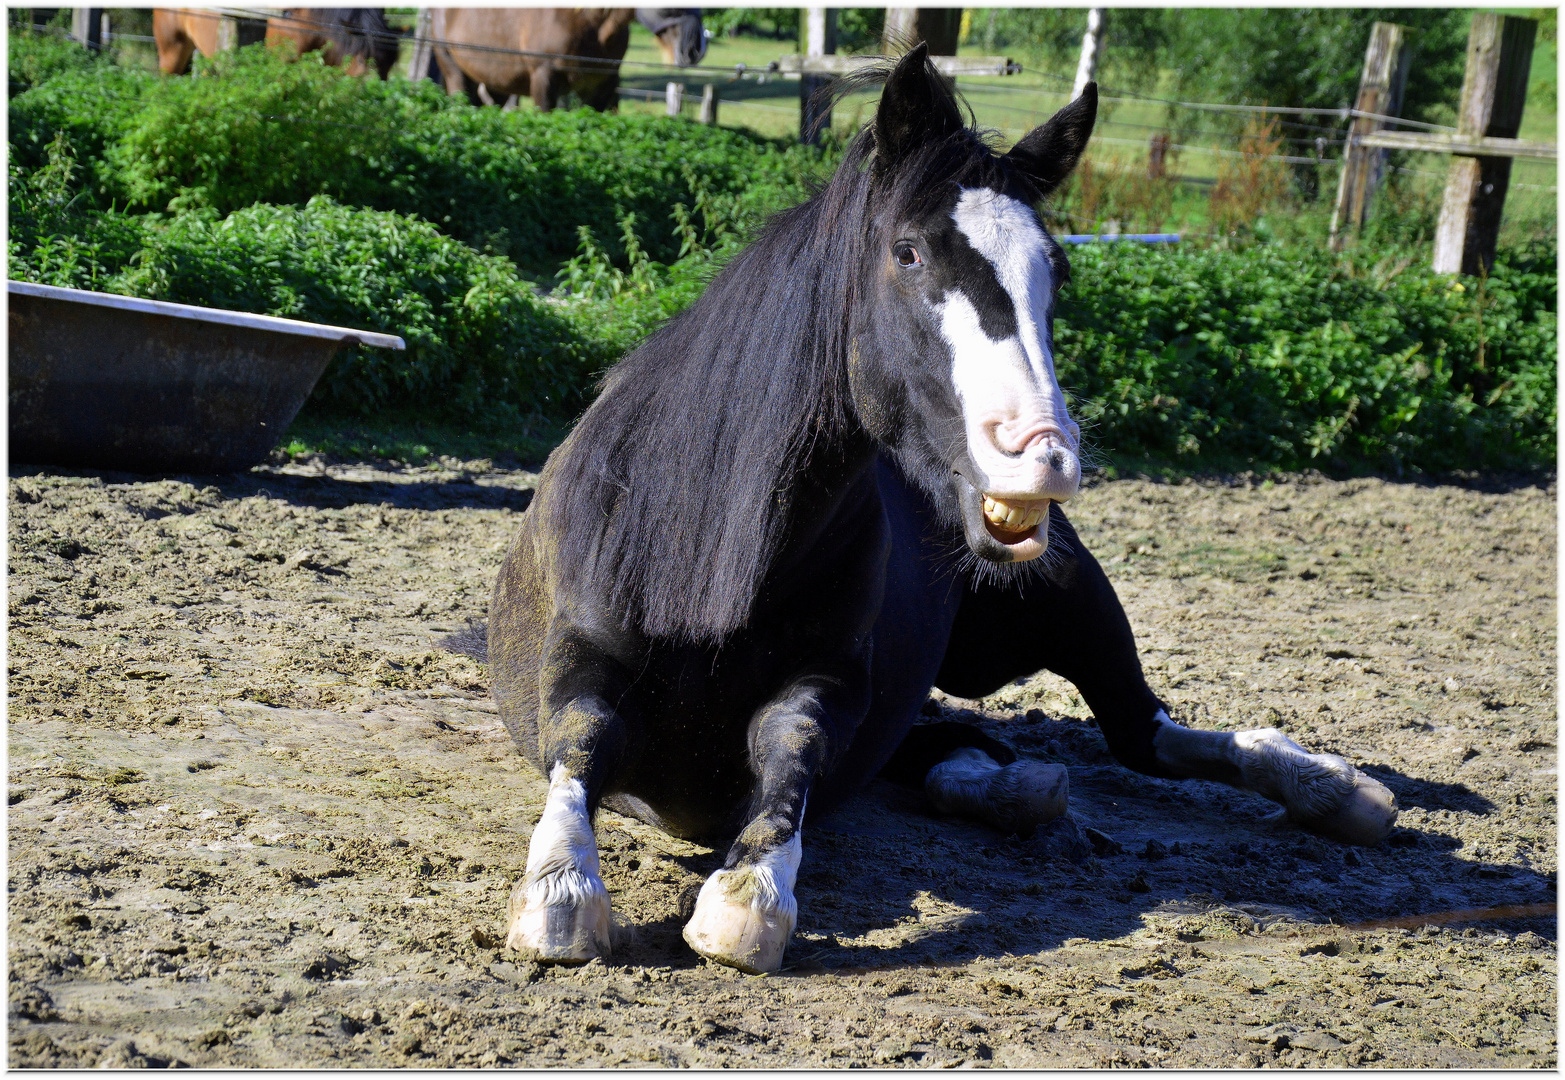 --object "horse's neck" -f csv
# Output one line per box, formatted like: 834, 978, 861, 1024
764, 430, 881, 584
589, 9, 637, 45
